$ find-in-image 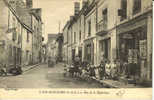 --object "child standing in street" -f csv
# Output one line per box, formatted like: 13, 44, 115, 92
105, 60, 111, 79
95, 65, 100, 79
99, 60, 106, 80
